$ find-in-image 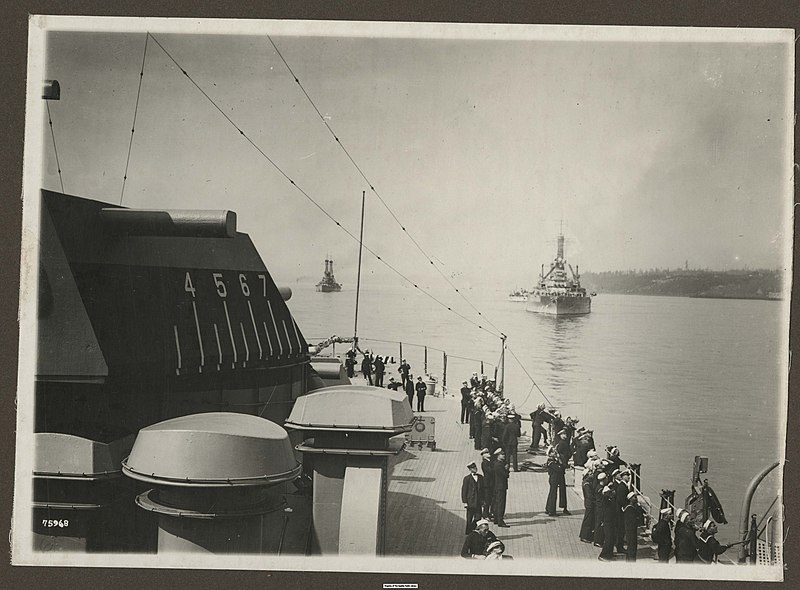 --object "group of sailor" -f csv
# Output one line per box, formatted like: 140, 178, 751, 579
651, 507, 732, 564
459, 373, 521, 536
